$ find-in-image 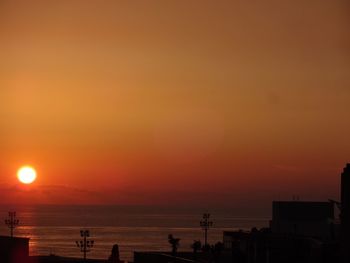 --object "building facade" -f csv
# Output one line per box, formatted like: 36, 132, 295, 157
270, 201, 335, 239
